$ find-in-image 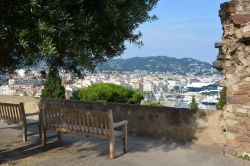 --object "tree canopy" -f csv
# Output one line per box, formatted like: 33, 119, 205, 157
74, 83, 144, 104
0, 0, 158, 75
